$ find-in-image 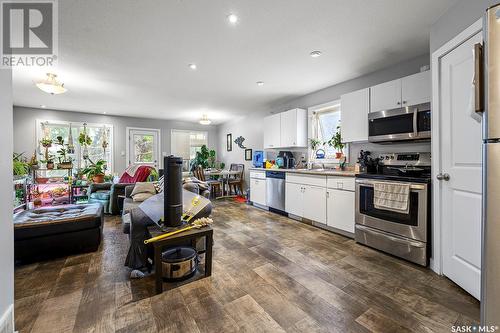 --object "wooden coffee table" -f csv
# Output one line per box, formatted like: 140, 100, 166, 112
148, 225, 213, 294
